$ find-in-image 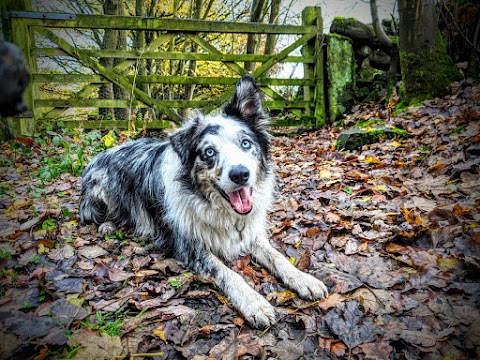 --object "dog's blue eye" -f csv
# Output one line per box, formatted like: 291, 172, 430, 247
205, 148, 216, 157
241, 139, 251, 150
